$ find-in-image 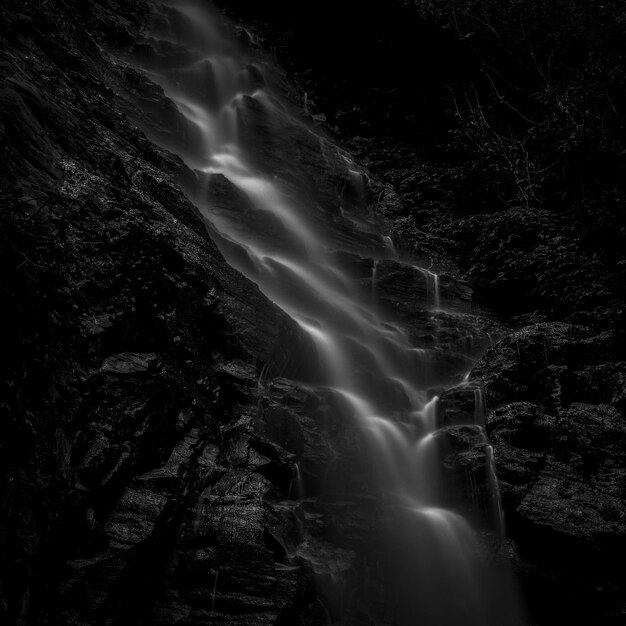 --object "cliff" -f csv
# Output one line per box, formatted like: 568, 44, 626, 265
1, 1, 624, 625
